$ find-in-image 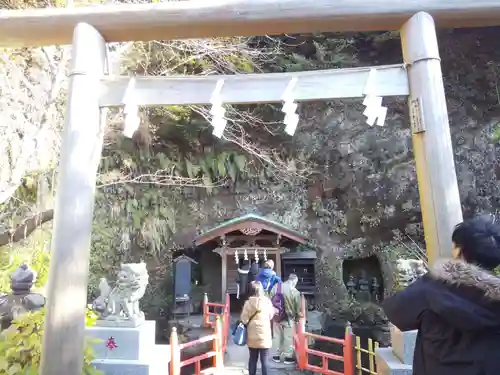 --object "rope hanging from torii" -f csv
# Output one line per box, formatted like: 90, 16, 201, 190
120, 71, 389, 140
234, 247, 267, 265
